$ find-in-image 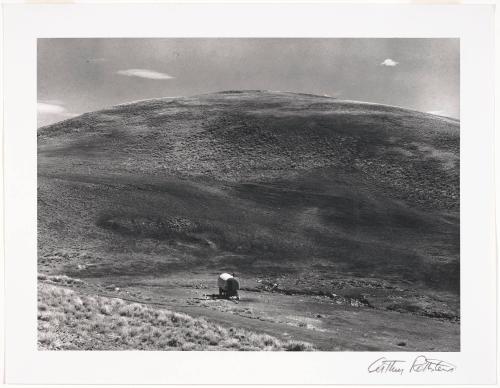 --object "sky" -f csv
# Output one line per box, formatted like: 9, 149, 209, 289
38, 38, 459, 127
